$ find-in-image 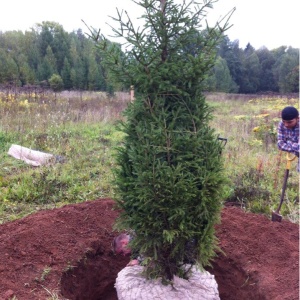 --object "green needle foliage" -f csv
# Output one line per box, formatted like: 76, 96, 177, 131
91, 0, 232, 282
